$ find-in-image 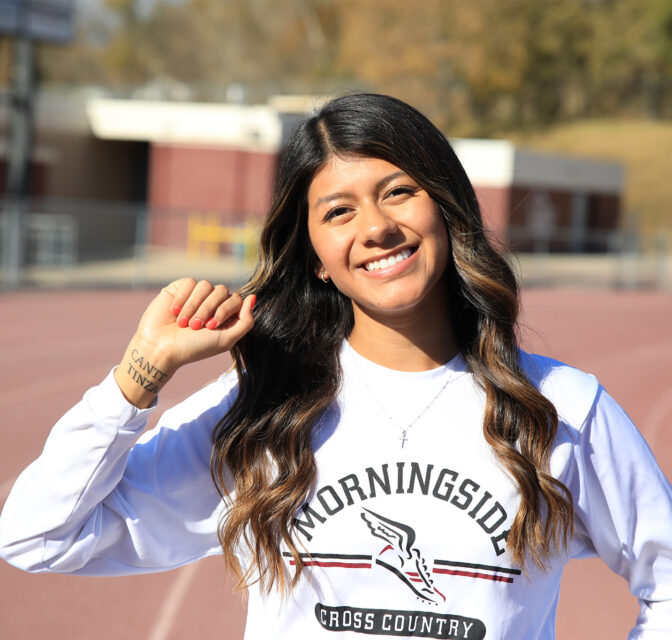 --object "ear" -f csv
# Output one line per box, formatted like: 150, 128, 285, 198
313, 257, 323, 277
314, 264, 330, 283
